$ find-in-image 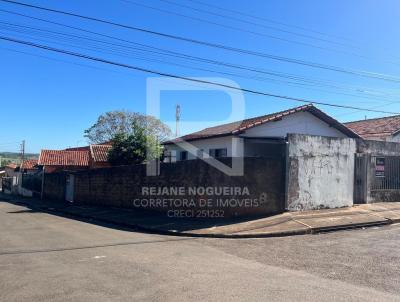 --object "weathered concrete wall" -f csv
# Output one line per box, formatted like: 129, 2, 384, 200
71, 157, 286, 219
286, 134, 356, 211
357, 139, 400, 156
